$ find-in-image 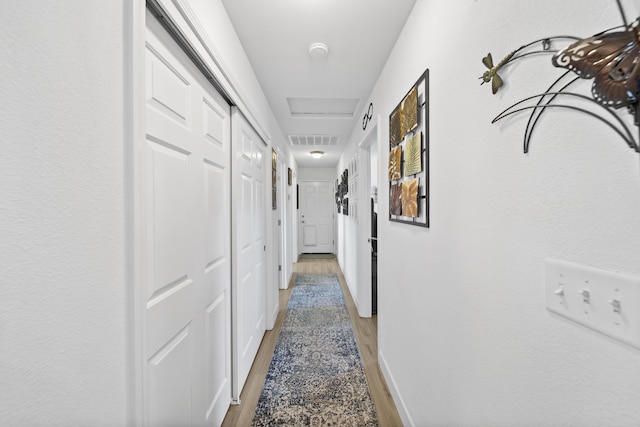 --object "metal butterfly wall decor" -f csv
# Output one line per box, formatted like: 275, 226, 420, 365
480, 0, 640, 154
